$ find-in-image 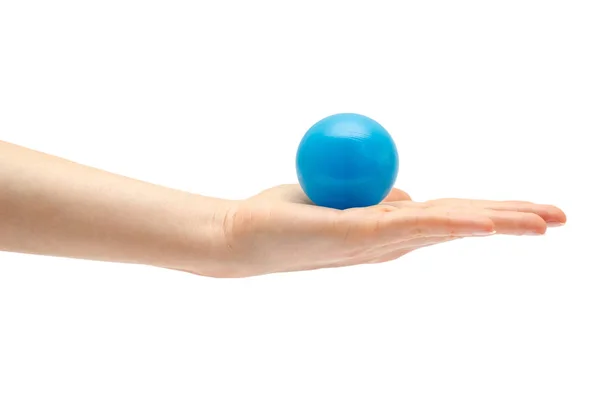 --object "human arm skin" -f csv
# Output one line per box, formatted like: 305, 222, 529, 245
0, 140, 566, 278
0, 140, 231, 276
